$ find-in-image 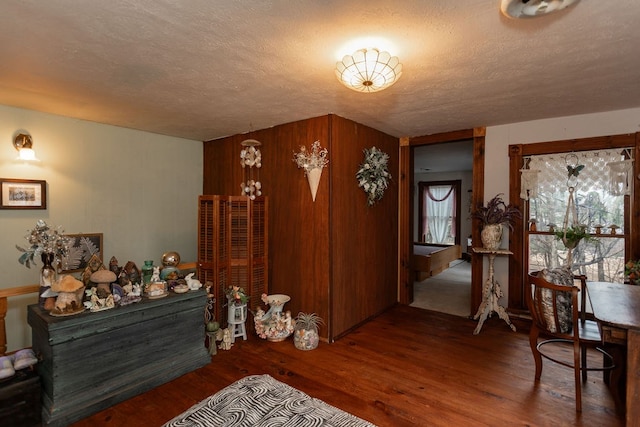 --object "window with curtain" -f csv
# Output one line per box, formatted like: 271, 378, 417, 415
524, 148, 633, 282
418, 180, 461, 245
